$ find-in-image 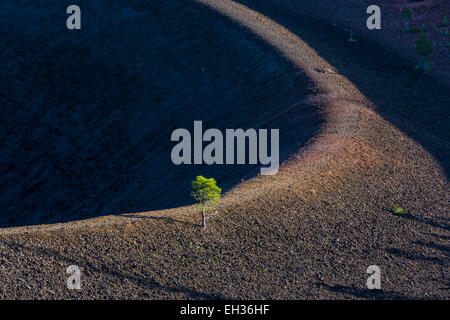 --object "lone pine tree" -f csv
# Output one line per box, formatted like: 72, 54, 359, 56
191, 176, 221, 229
